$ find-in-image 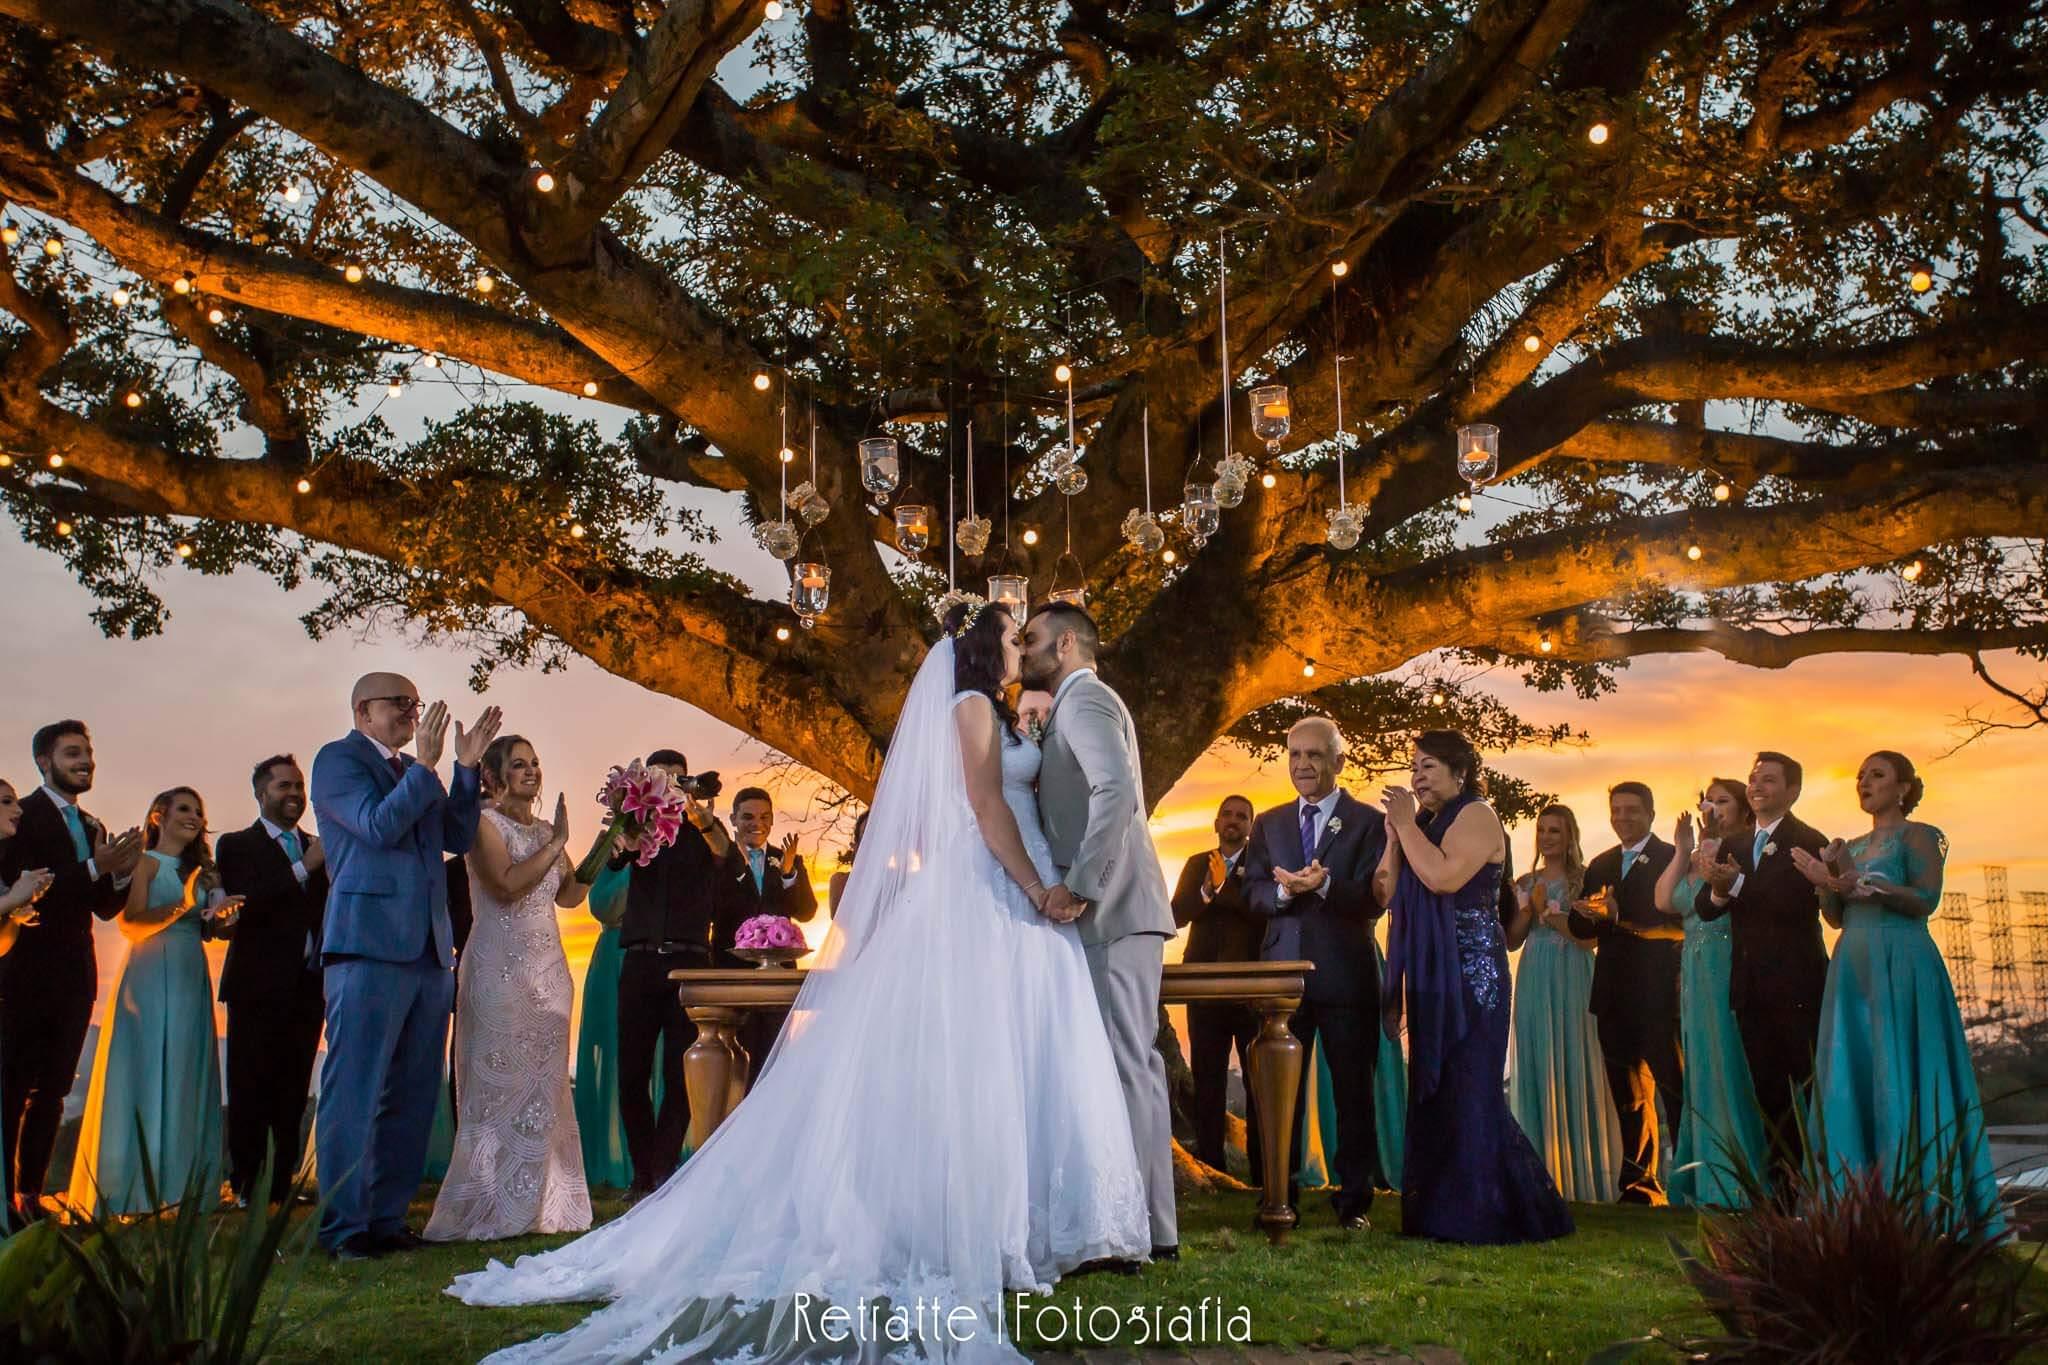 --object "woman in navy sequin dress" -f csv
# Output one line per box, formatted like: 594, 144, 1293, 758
1378, 730, 1573, 1244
